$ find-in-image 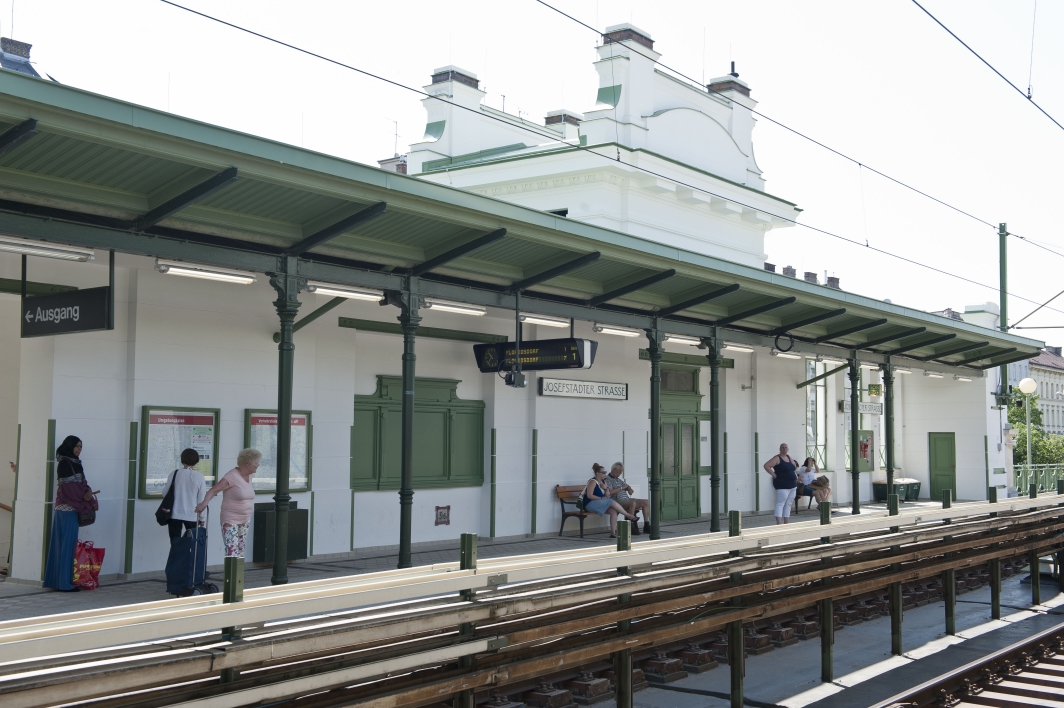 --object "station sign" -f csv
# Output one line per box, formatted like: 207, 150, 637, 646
473, 338, 597, 373
539, 377, 628, 400
21, 286, 111, 338
839, 400, 884, 415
